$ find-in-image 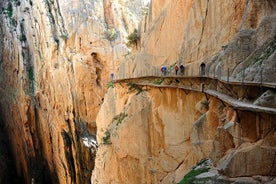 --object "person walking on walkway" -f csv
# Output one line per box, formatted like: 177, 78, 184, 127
110, 73, 114, 80
161, 66, 164, 76
164, 65, 167, 76
174, 64, 179, 75
161, 65, 167, 76
180, 64, 185, 75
